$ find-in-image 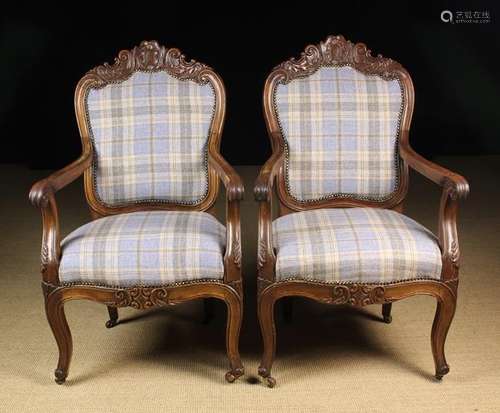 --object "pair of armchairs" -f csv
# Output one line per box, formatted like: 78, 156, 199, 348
29, 36, 469, 387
